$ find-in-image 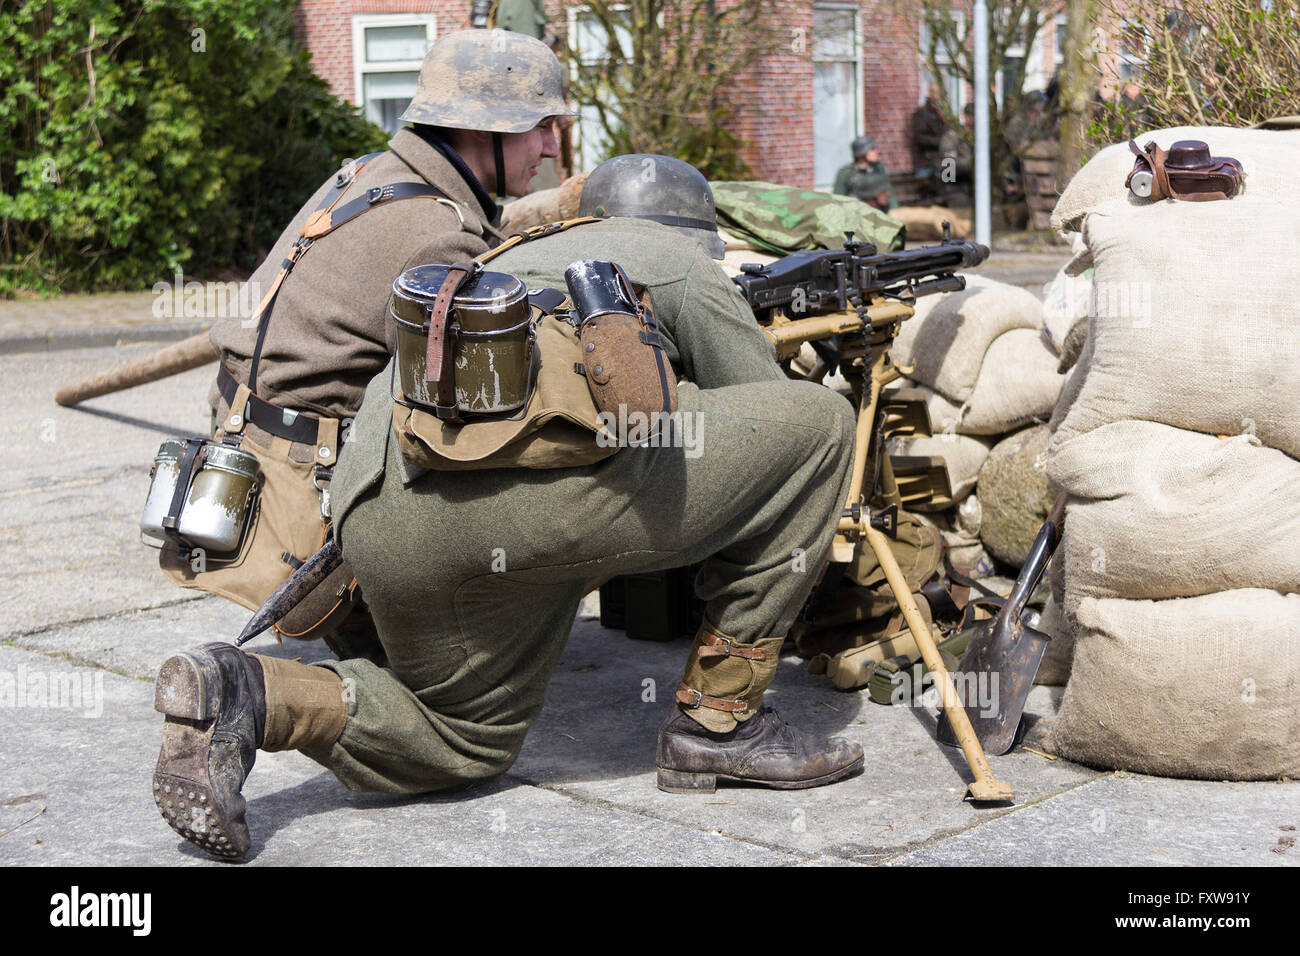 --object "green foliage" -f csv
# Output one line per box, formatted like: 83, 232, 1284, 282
1090, 1, 1300, 148
0, 0, 389, 295
565, 0, 770, 181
